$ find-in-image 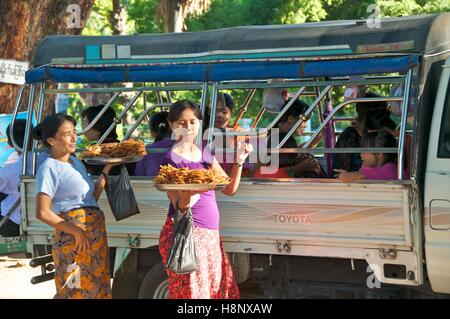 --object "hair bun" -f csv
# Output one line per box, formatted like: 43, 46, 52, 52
32, 125, 42, 141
